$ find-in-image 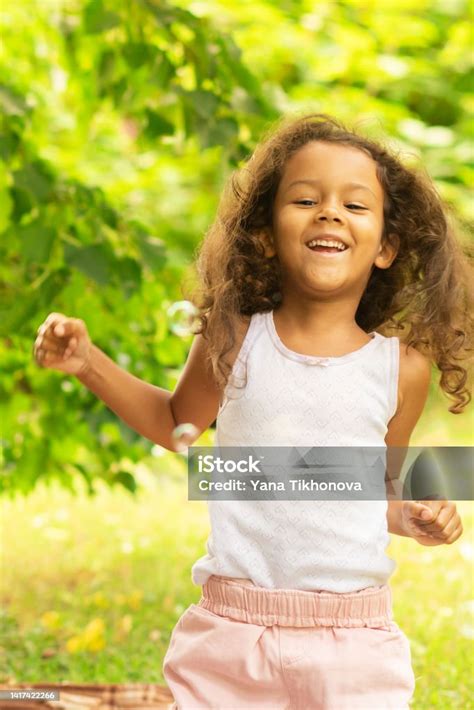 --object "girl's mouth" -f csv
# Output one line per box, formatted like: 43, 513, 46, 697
306, 239, 349, 255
